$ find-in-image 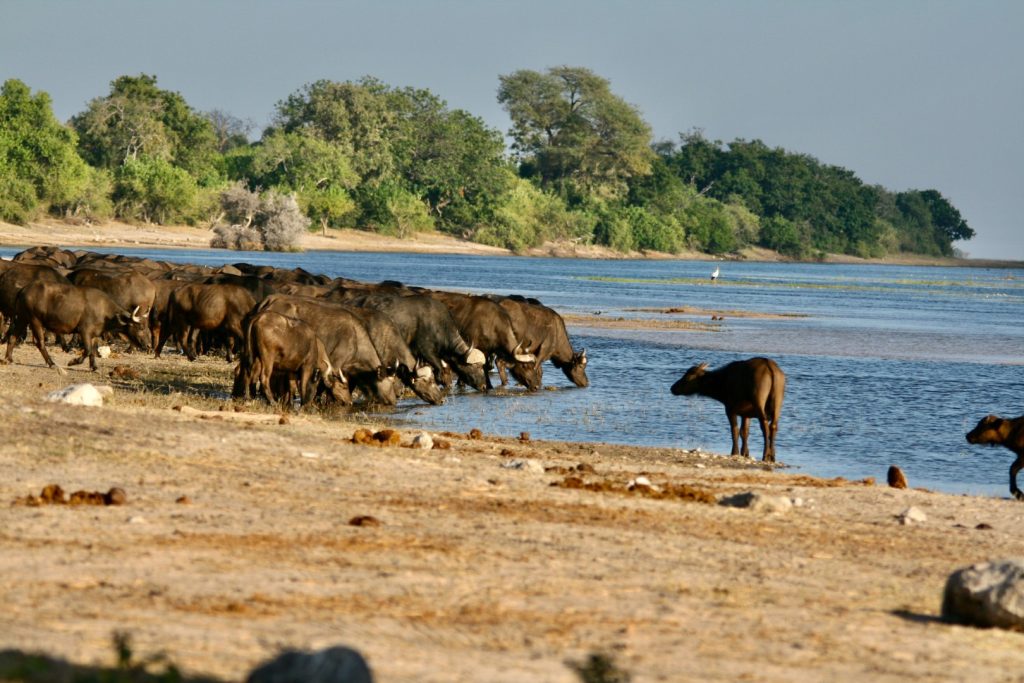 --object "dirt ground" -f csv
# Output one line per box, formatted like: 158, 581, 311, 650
3, 341, 1024, 683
